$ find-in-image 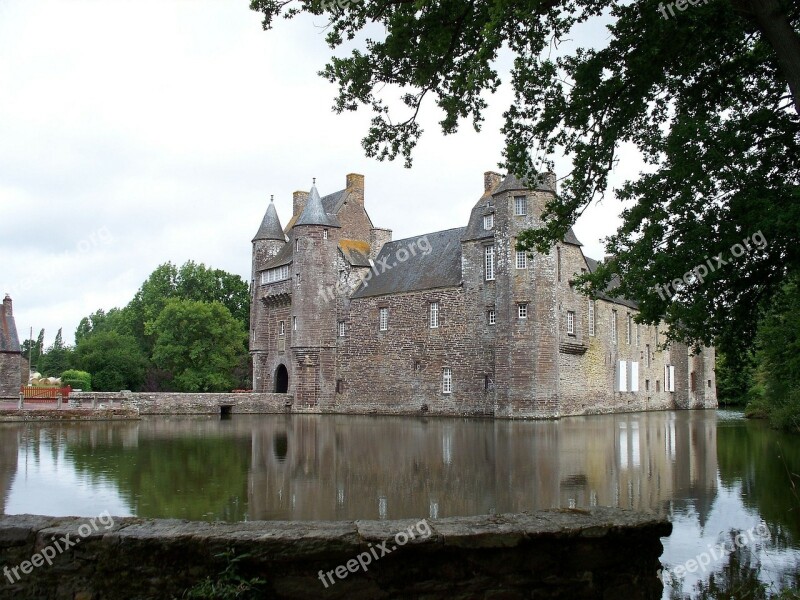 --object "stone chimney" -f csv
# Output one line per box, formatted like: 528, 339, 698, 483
484, 171, 502, 194
293, 191, 309, 216
346, 173, 365, 207
542, 171, 557, 194
2, 294, 11, 316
